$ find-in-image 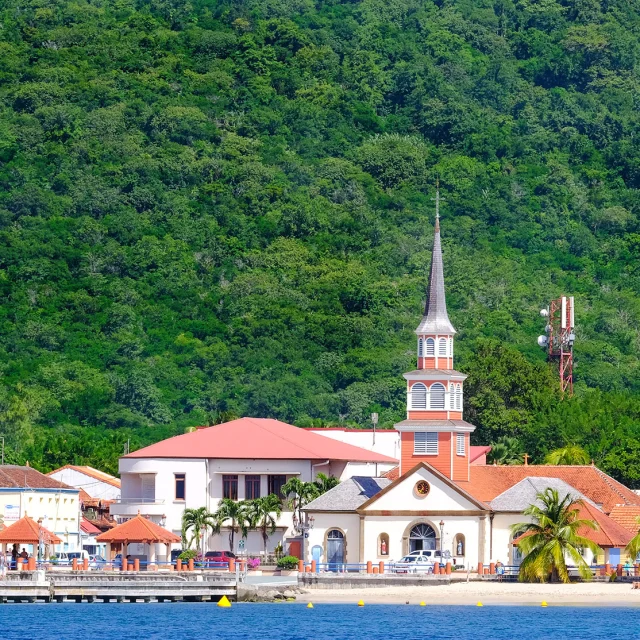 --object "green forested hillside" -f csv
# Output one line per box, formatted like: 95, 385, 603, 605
0, 0, 639, 481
